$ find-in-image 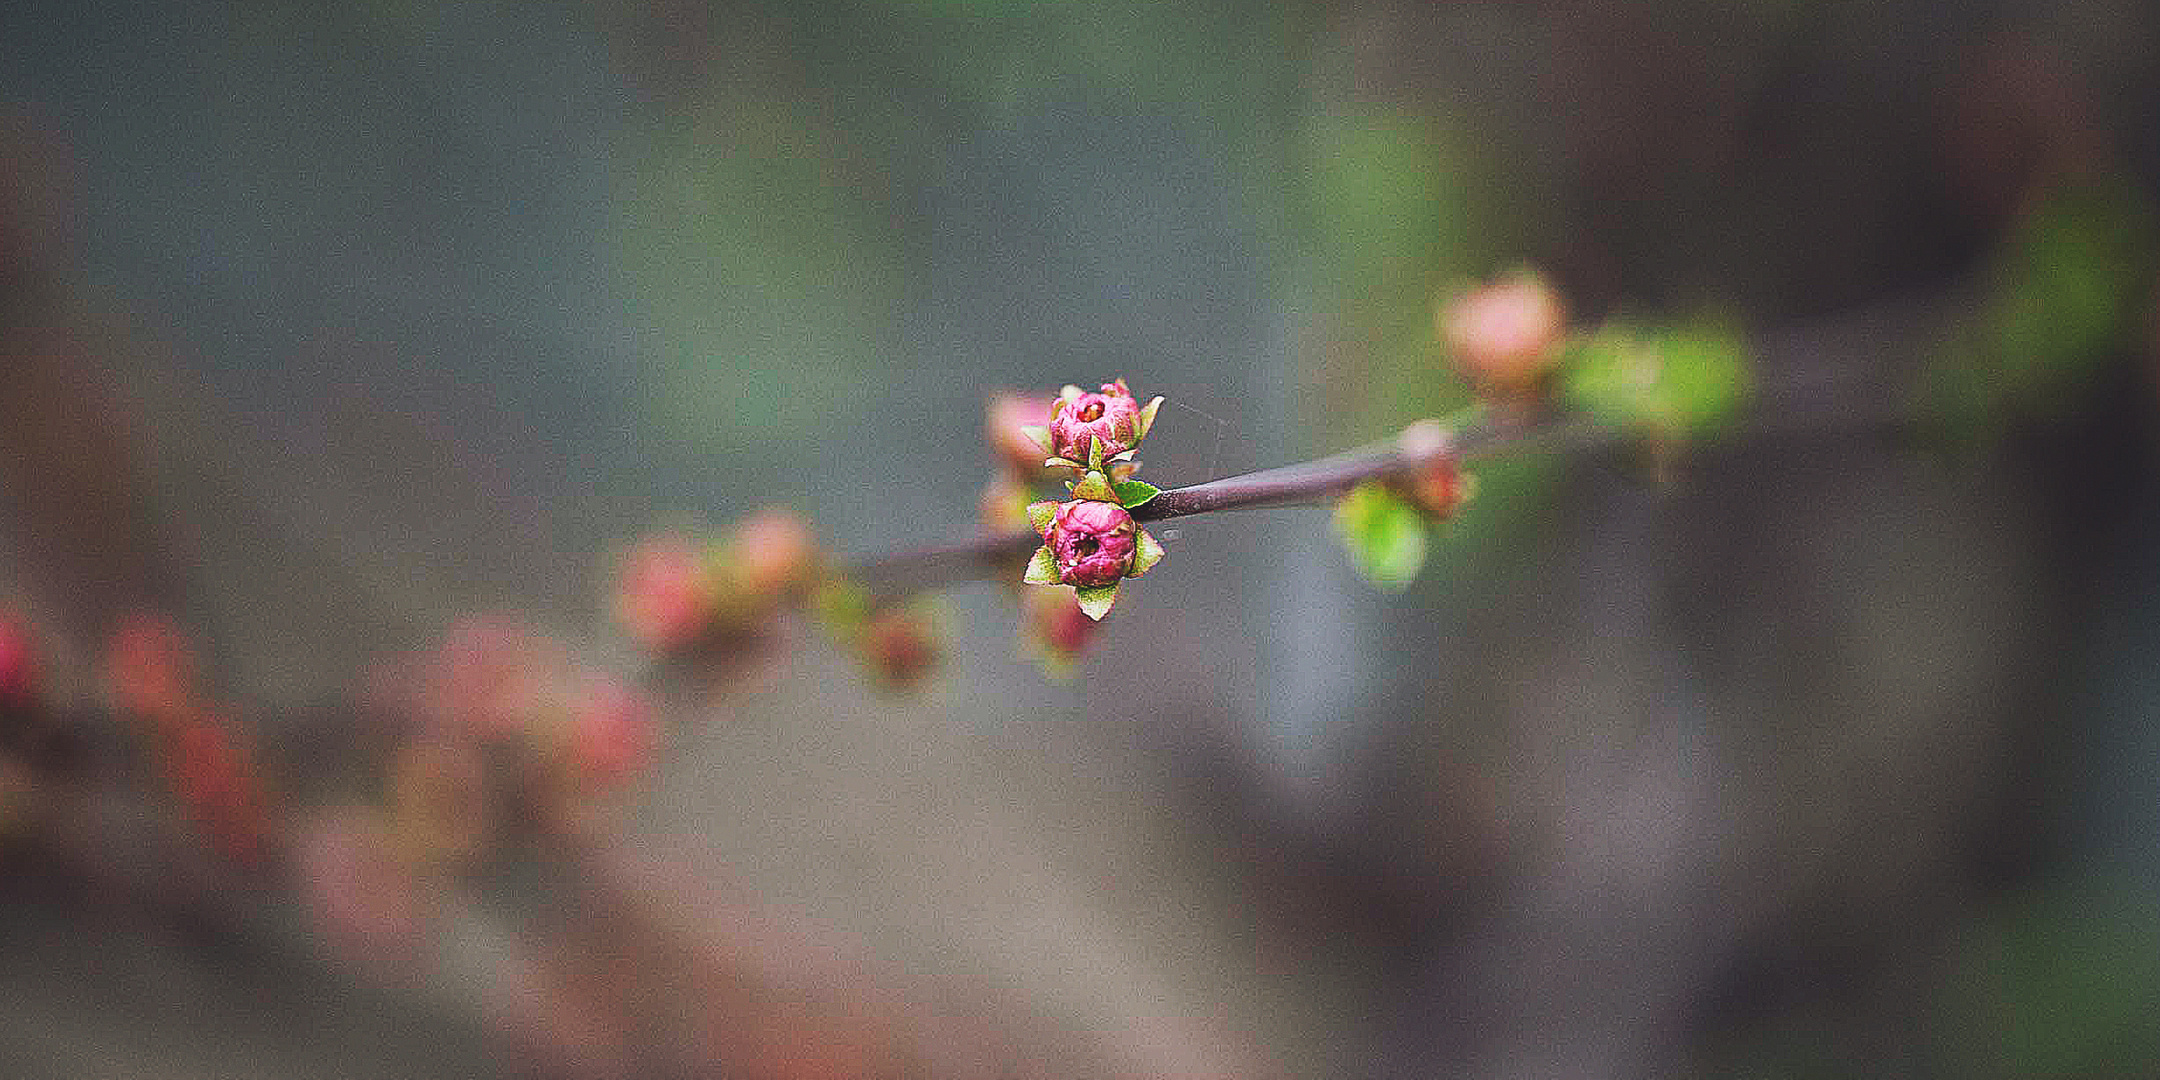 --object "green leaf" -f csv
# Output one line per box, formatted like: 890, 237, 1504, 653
1130, 529, 1165, 576
1332, 480, 1429, 591
1069, 470, 1116, 502
1075, 582, 1119, 620
1019, 424, 1054, 457
1045, 456, 1082, 472
1114, 480, 1161, 509
1088, 436, 1106, 473
1026, 500, 1059, 539
1023, 545, 1060, 585
1561, 315, 1752, 440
